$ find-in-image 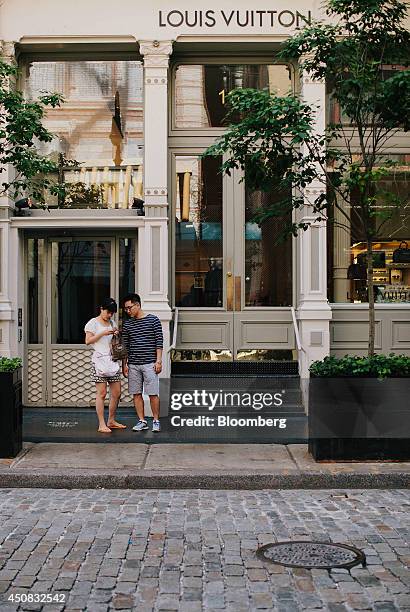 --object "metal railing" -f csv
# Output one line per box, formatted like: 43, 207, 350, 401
291, 306, 304, 353
168, 308, 179, 354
